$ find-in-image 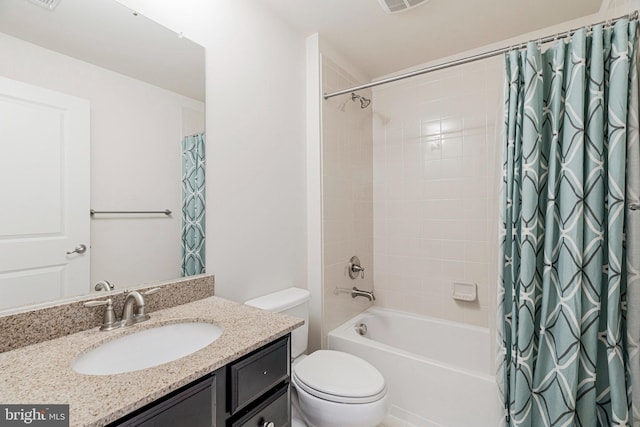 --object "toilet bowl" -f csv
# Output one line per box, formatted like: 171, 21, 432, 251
245, 288, 389, 427
291, 350, 389, 427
